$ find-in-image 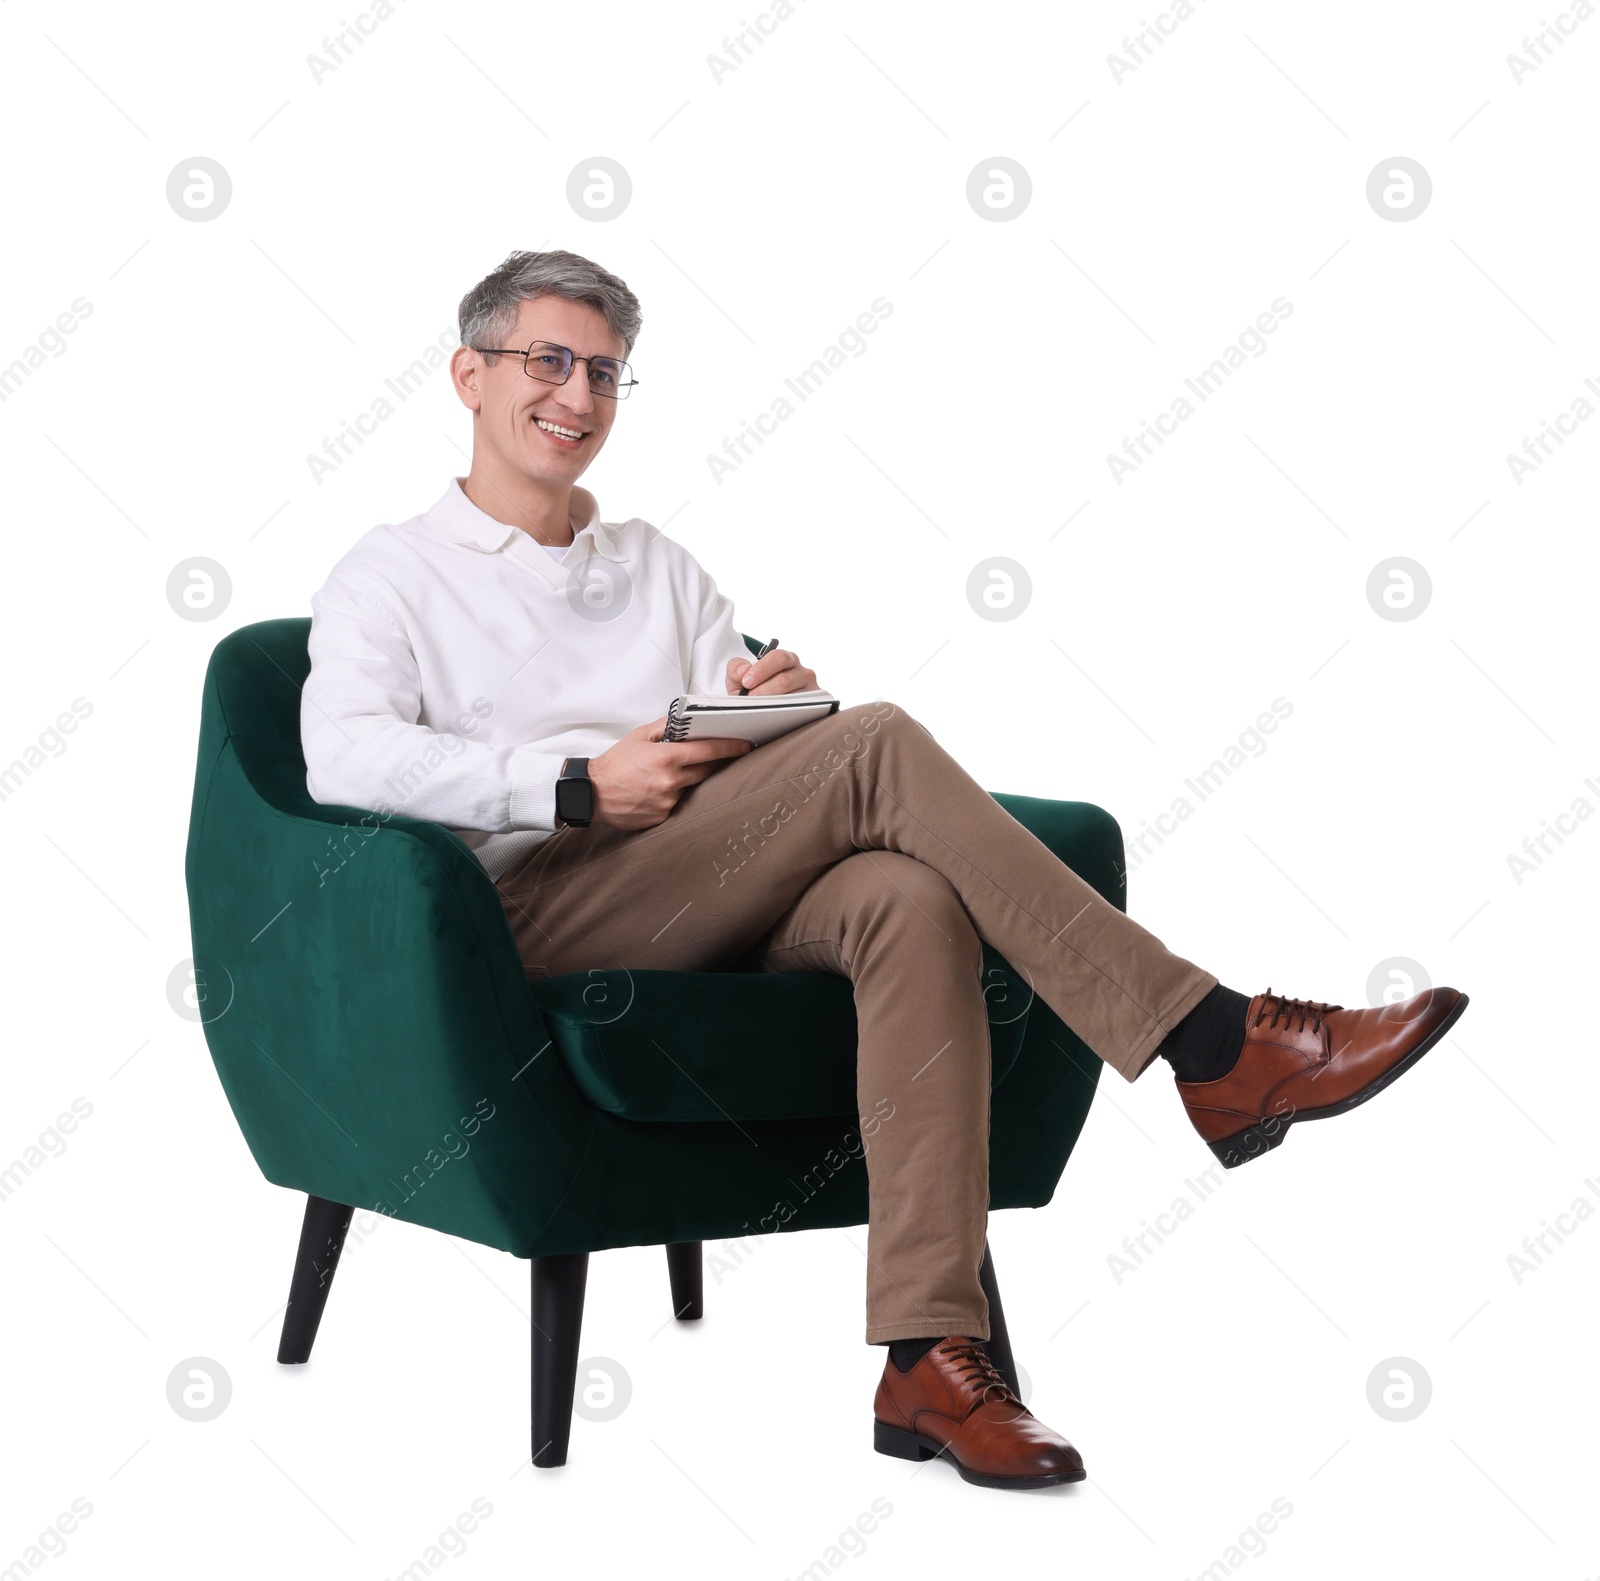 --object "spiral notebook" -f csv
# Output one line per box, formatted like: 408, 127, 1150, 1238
662, 688, 839, 744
